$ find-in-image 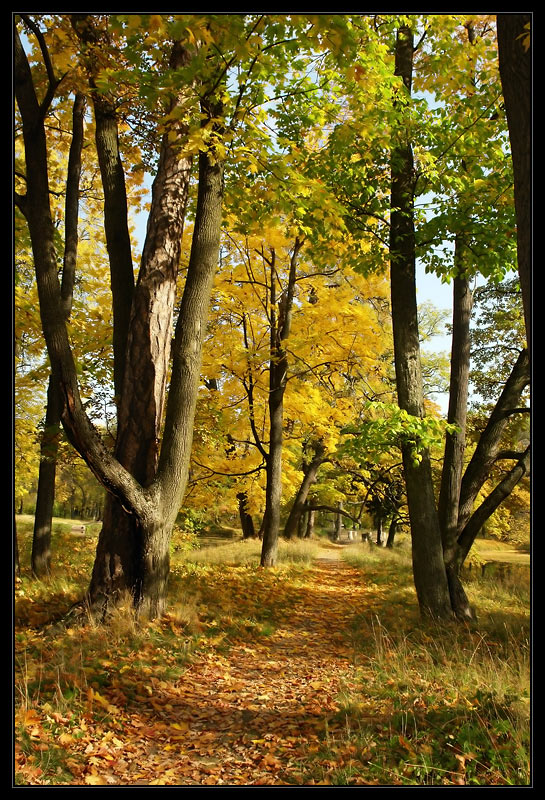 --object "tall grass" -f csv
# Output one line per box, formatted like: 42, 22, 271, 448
175, 536, 321, 567
319, 540, 532, 786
